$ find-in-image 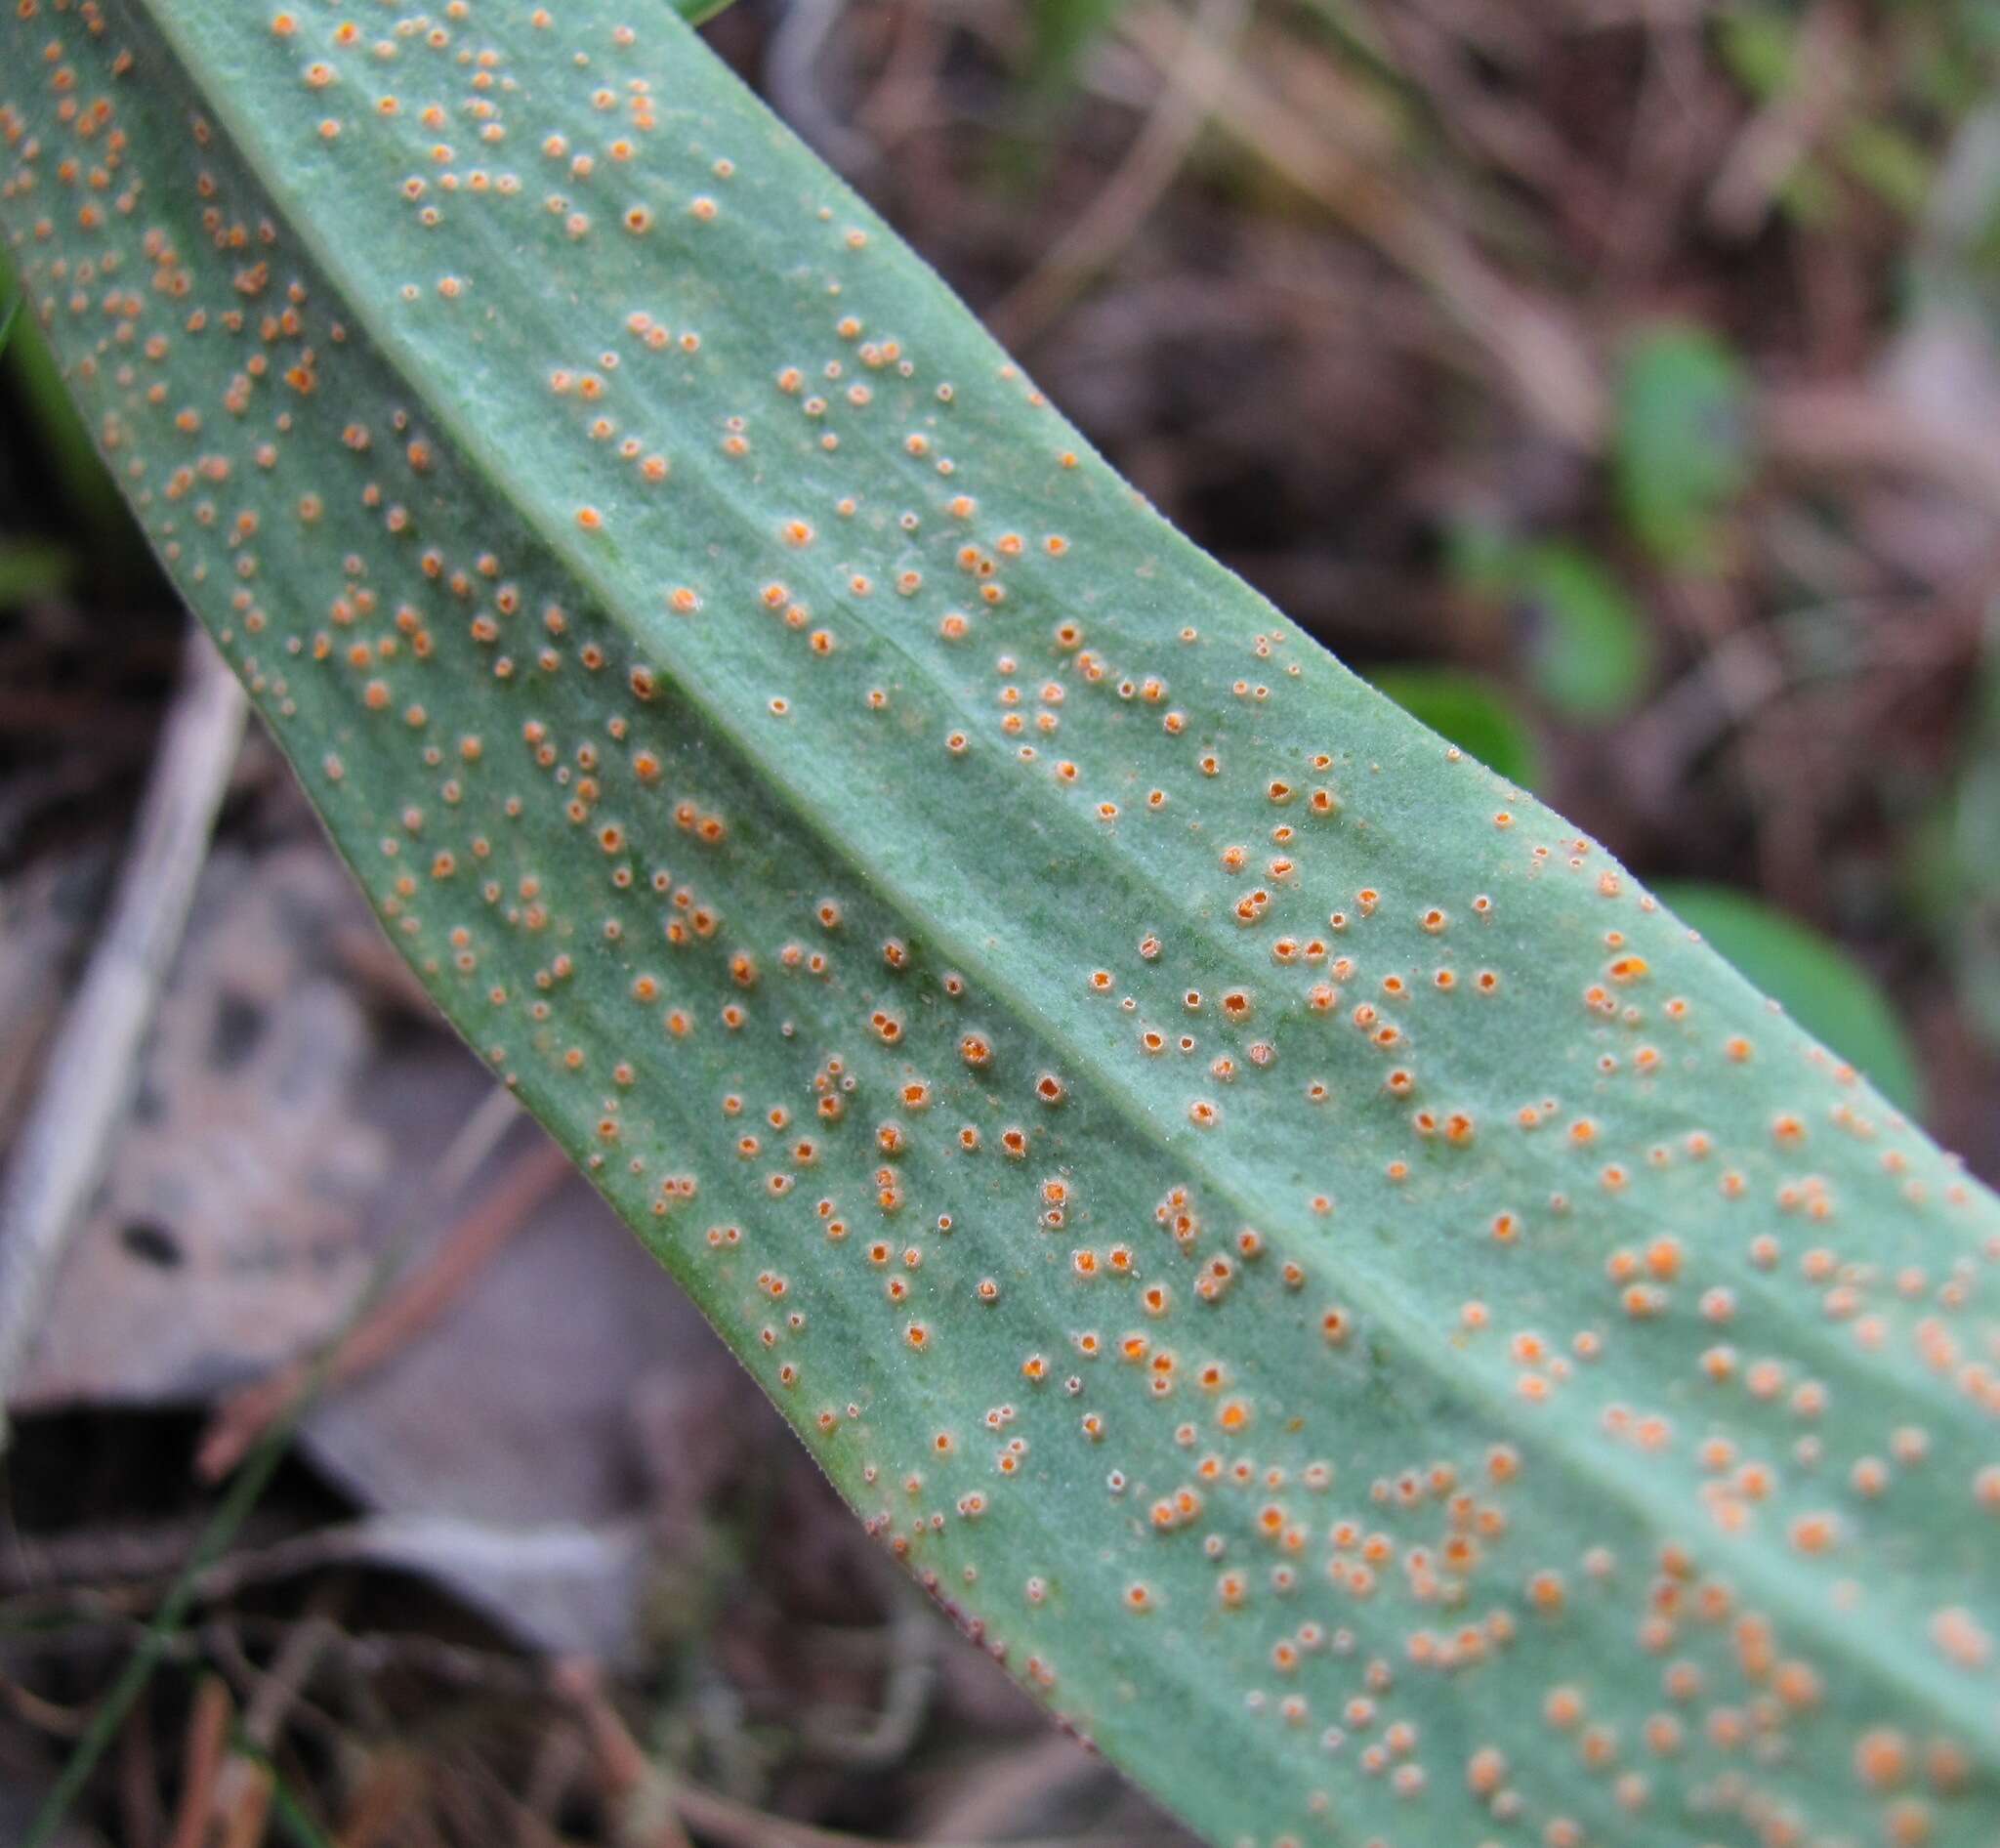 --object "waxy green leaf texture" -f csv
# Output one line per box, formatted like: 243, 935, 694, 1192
6, 6, 1999, 1845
